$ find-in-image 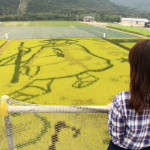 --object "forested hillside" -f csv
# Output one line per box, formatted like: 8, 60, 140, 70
0, 0, 19, 15
0, 0, 150, 21
110, 0, 150, 12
